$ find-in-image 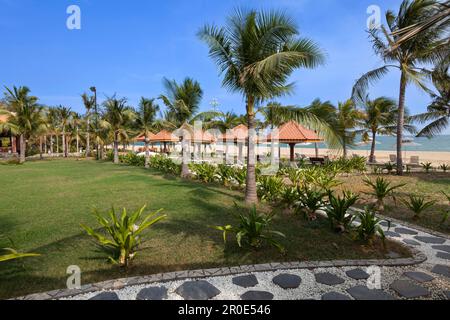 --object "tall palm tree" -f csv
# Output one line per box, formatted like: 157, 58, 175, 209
159, 77, 203, 177
355, 96, 399, 163
335, 99, 365, 159
412, 62, 450, 137
198, 8, 326, 204
82, 93, 95, 157
1, 86, 44, 163
353, 0, 448, 175
305, 99, 337, 157
46, 107, 60, 155
135, 98, 160, 168
57, 106, 72, 158
102, 96, 135, 164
